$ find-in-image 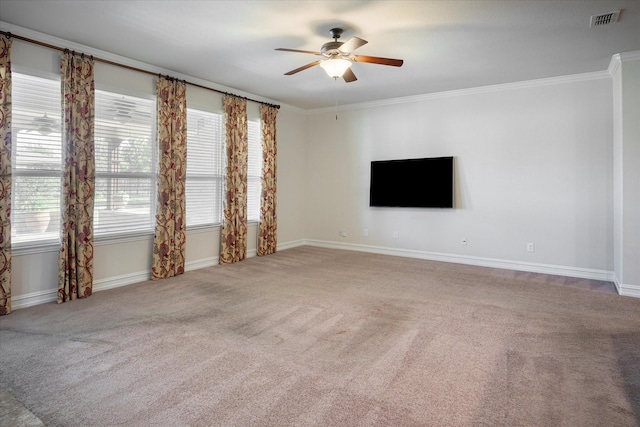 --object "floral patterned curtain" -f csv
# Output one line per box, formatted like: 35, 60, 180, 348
152, 76, 187, 280
58, 52, 95, 304
220, 96, 248, 264
0, 37, 12, 315
257, 105, 277, 256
